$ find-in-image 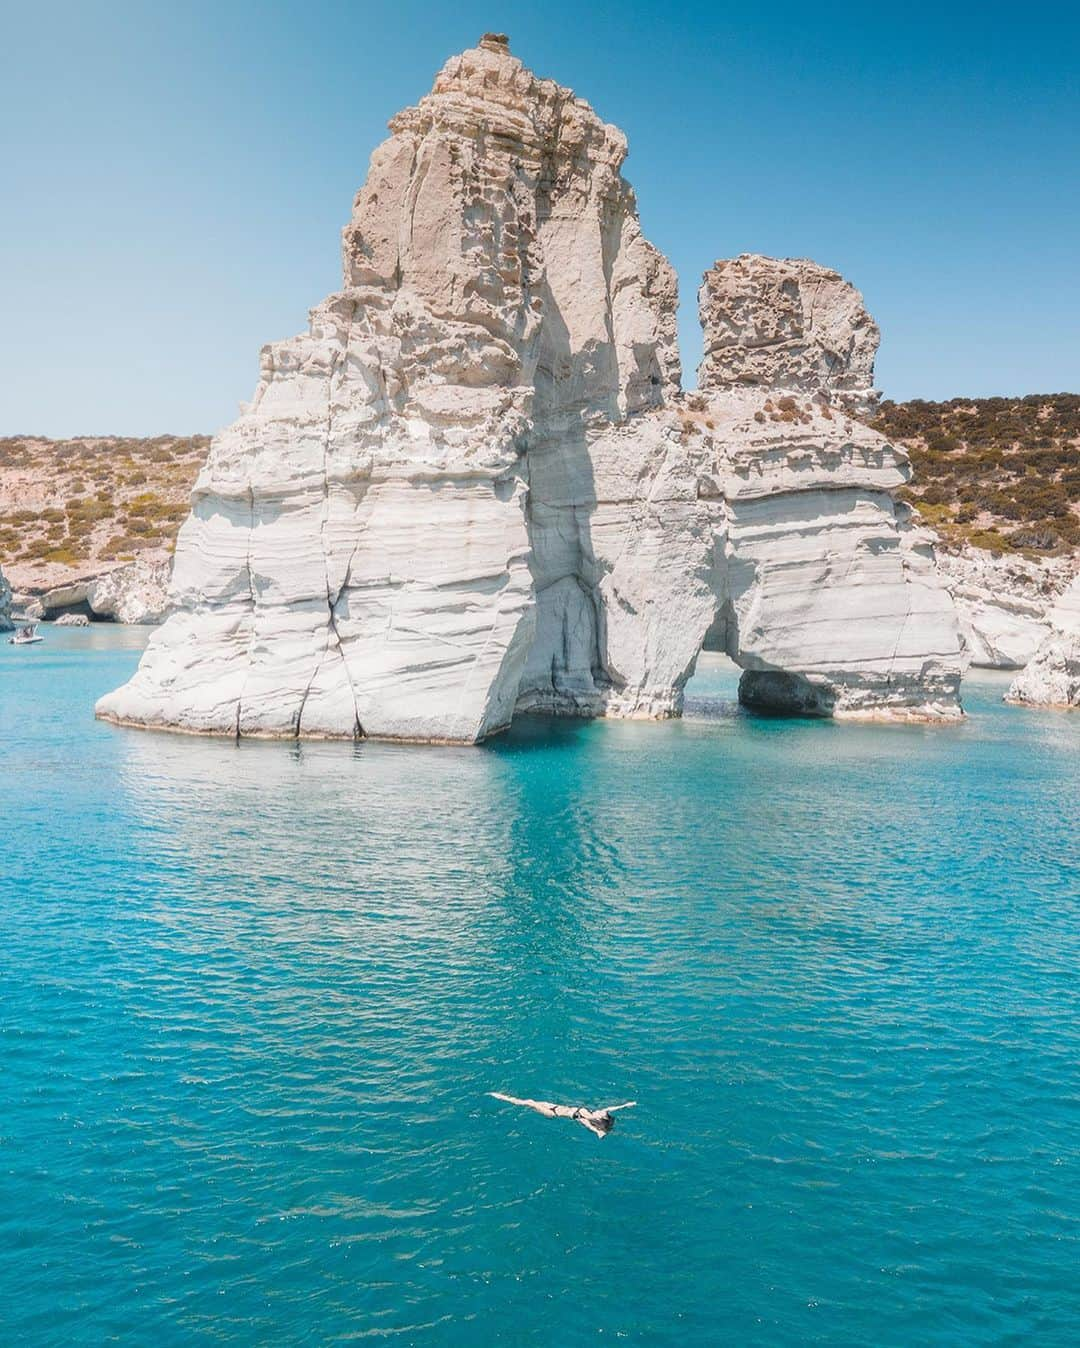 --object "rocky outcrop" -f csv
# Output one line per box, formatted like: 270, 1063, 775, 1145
54, 612, 91, 627
85, 560, 172, 624
1006, 576, 1080, 708
0, 565, 12, 631
692, 257, 960, 720
935, 545, 1077, 669
698, 255, 880, 417
29, 560, 172, 625
97, 36, 963, 742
